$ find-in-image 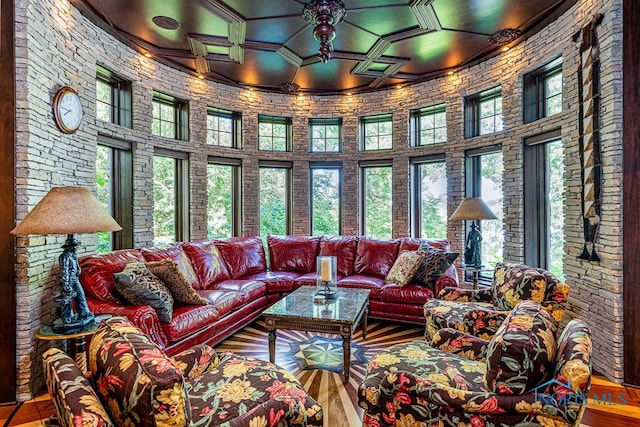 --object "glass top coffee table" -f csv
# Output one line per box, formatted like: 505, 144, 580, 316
262, 286, 370, 382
